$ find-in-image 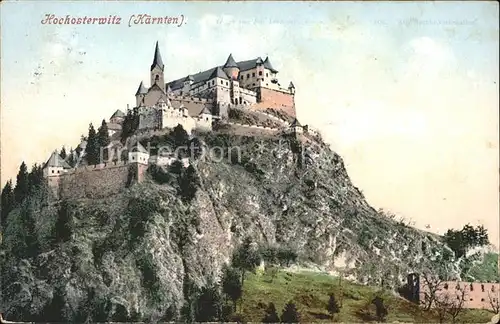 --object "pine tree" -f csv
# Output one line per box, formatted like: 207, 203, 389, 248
1, 180, 15, 229
232, 237, 261, 286
14, 162, 29, 204
27, 163, 44, 193
327, 293, 341, 319
281, 301, 300, 323
52, 201, 73, 244
85, 123, 98, 165
170, 124, 190, 152
67, 148, 75, 167
60, 146, 67, 159
221, 265, 243, 311
97, 119, 111, 162
195, 283, 223, 322
262, 302, 280, 323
